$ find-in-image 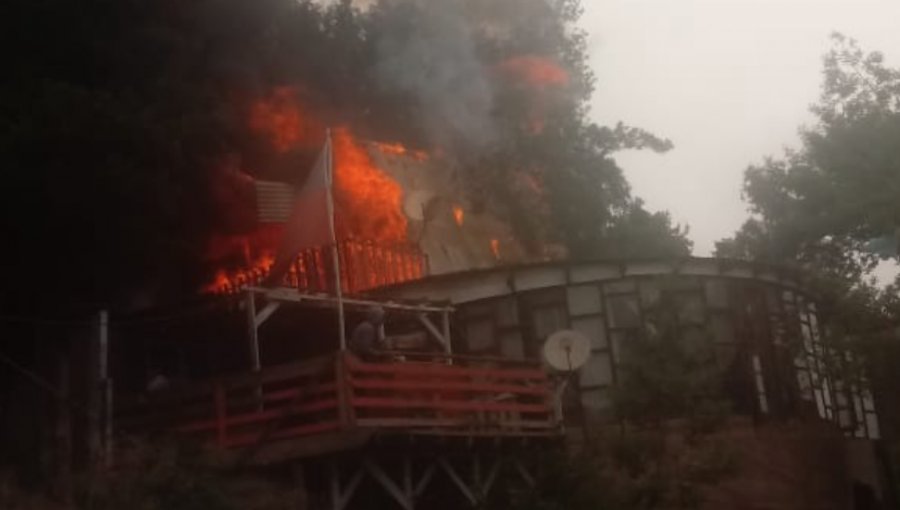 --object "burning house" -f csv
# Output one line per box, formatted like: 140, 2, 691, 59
102, 123, 895, 509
